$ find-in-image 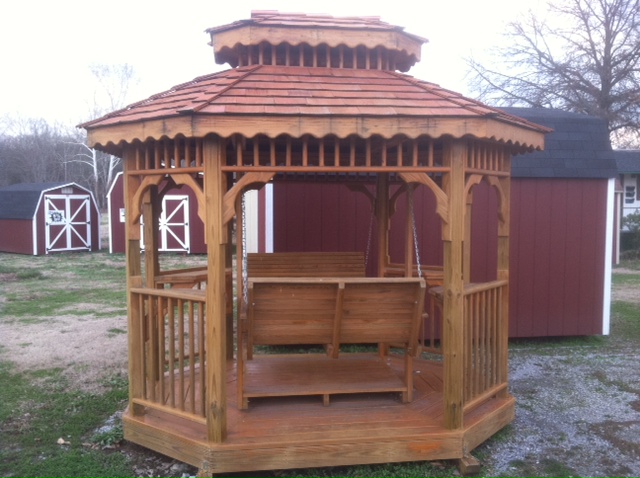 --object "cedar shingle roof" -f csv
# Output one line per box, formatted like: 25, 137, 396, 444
208, 11, 427, 39
81, 65, 549, 136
